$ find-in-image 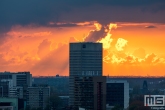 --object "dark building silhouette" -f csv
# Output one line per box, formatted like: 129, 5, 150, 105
0, 81, 9, 97
26, 86, 50, 109
142, 80, 148, 94
0, 71, 32, 87
74, 76, 106, 110
106, 80, 129, 109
